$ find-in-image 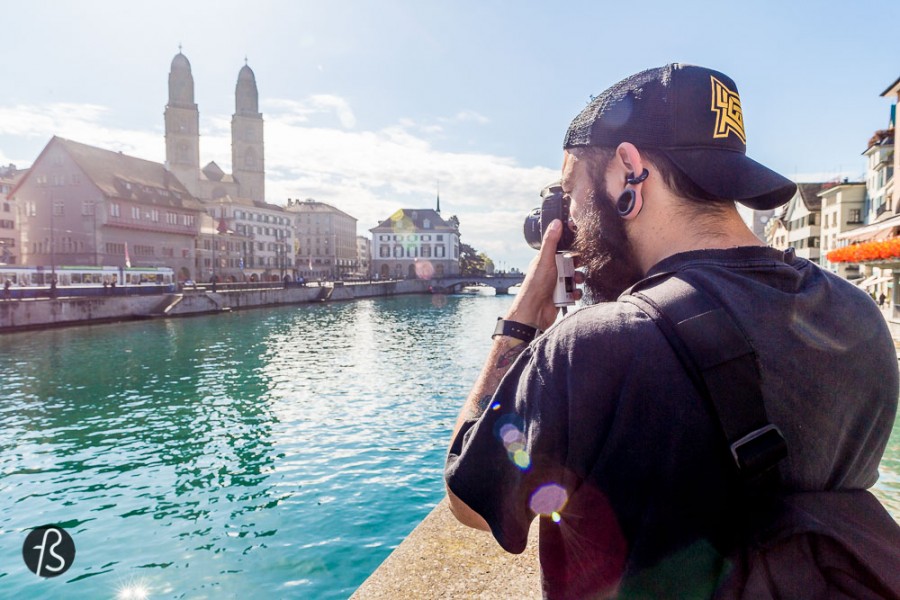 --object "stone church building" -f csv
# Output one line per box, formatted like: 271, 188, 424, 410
165, 51, 265, 203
